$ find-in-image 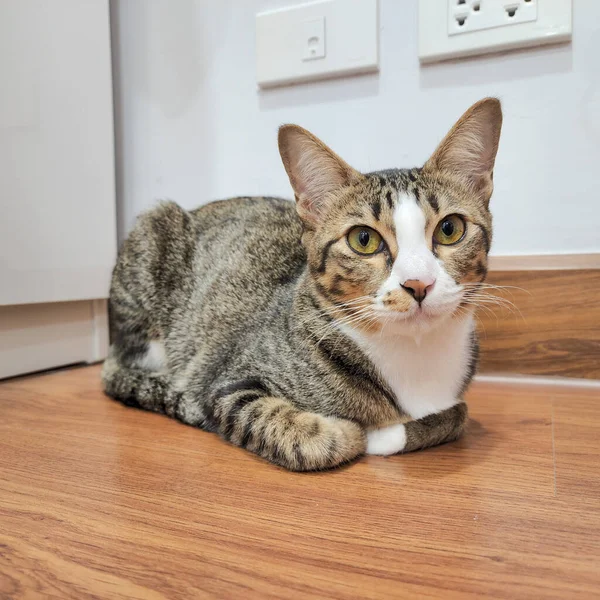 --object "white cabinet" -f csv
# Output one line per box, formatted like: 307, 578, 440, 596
0, 0, 116, 378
